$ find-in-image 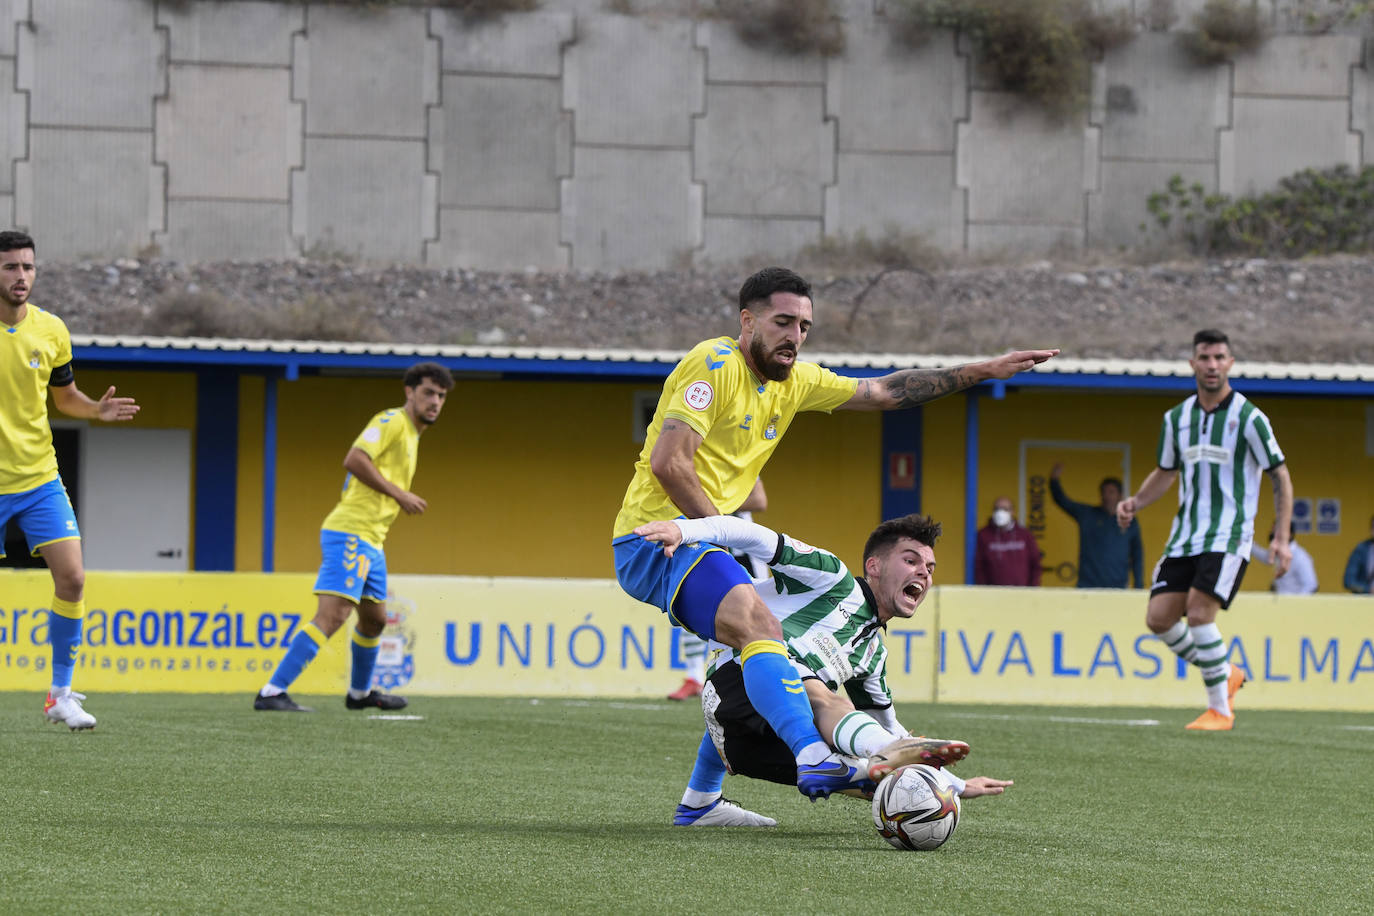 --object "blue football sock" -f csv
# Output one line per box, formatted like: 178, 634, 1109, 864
268, 623, 326, 692
350, 628, 381, 694
686, 730, 727, 796
48, 597, 85, 690
740, 640, 824, 759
